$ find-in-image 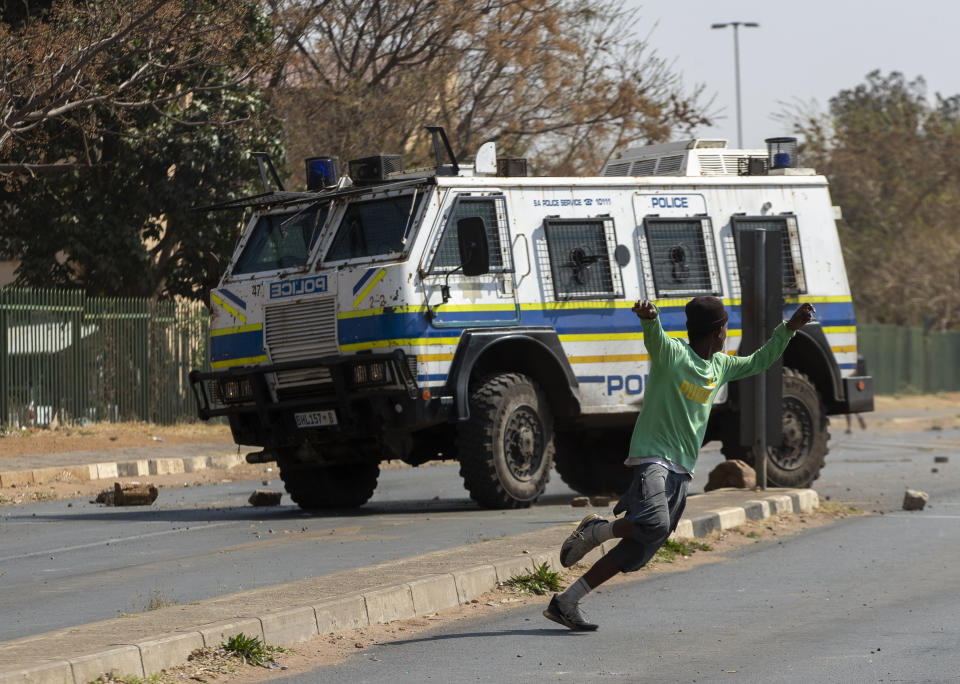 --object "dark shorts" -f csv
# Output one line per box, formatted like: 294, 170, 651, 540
607, 462, 691, 573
